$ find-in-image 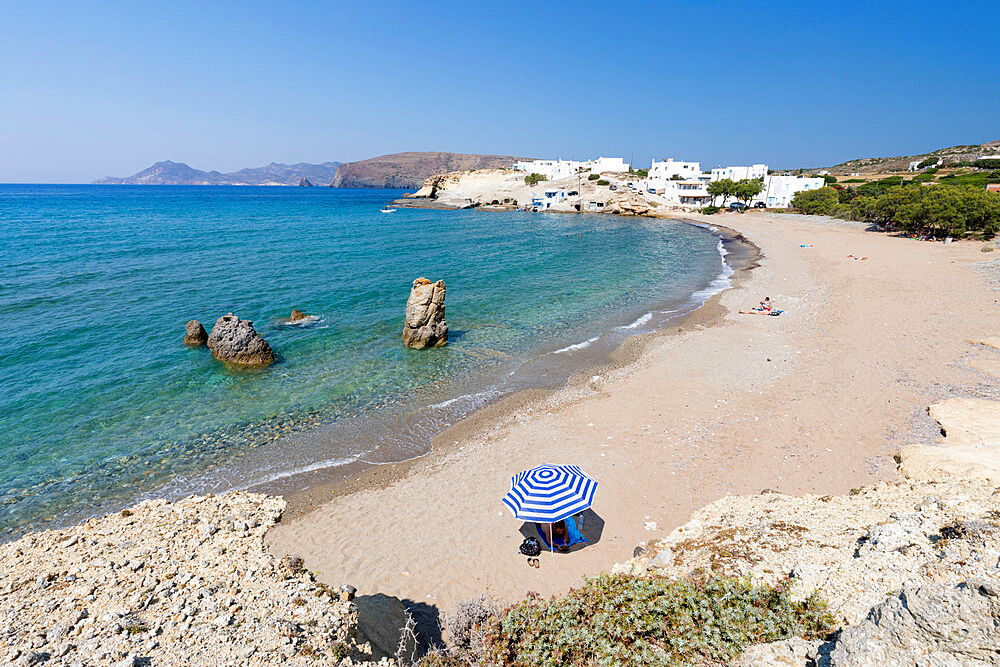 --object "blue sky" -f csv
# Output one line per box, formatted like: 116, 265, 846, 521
1, 1, 997, 182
